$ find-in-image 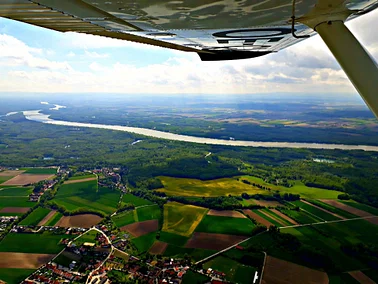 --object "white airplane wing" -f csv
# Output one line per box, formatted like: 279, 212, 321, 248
1, 0, 378, 115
